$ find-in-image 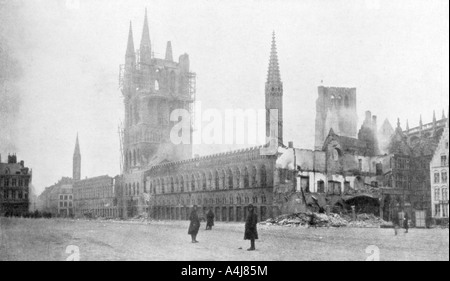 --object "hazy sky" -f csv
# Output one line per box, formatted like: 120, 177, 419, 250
1, 0, 448, 195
